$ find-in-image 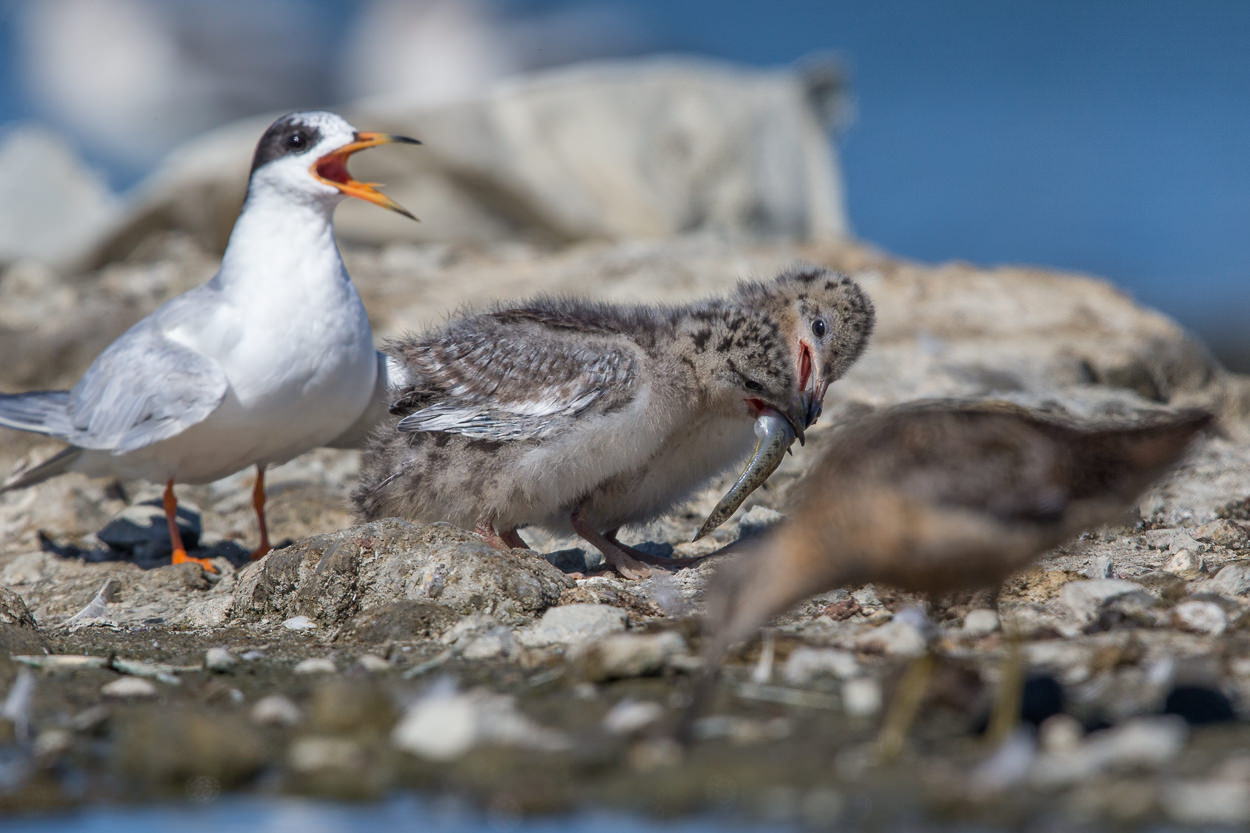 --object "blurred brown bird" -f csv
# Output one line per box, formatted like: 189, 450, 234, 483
691, 401, 1212, 742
